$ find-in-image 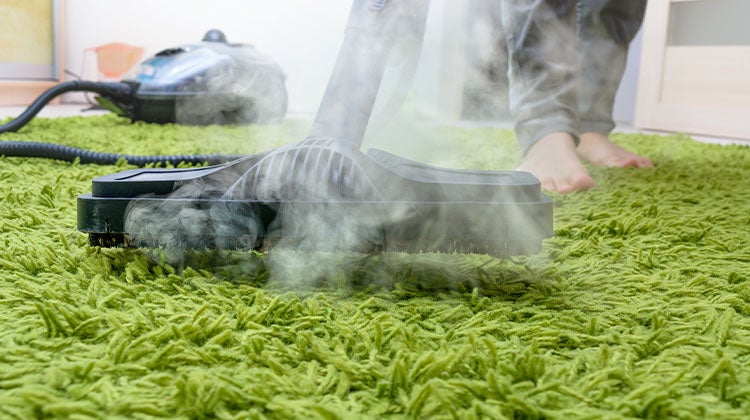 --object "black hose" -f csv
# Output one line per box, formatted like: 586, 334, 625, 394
0, 80, 136, 134
0, 80, 244, 166
0, 141, 245, 166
